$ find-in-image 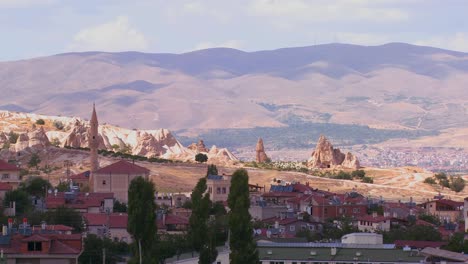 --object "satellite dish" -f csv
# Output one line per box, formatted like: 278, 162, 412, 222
256, 229, 262, 235
47, 189, 52, 194
266, 230, 272, 238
